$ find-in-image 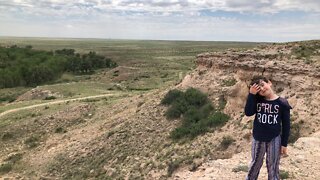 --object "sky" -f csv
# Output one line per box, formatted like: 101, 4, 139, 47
0, 0, 320, 42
